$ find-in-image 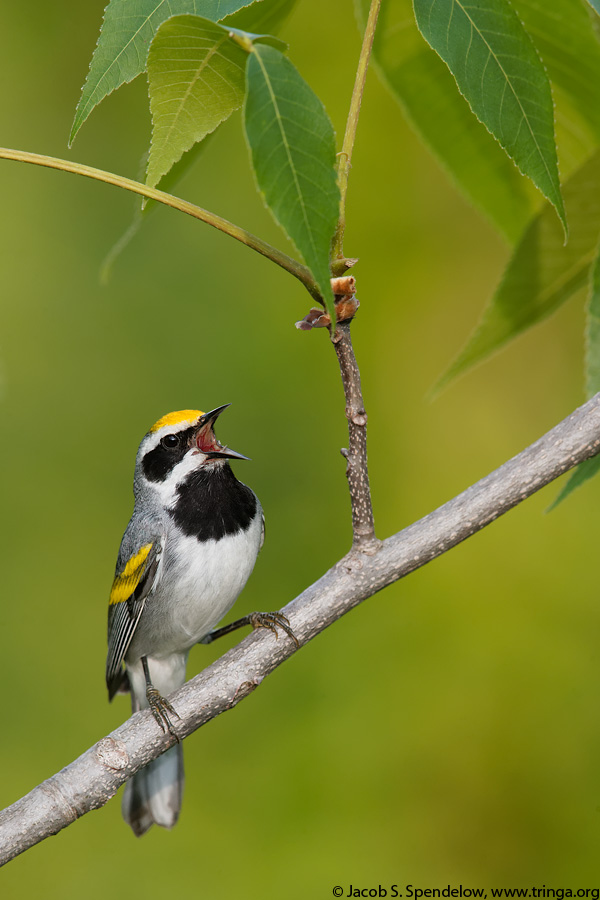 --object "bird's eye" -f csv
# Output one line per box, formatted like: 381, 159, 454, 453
161, 433, 180, 450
